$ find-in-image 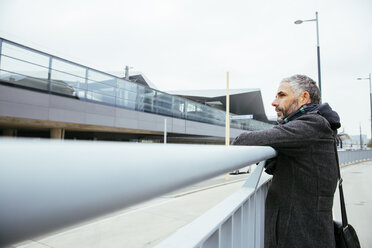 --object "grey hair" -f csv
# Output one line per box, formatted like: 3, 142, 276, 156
281, 74, 321, 104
